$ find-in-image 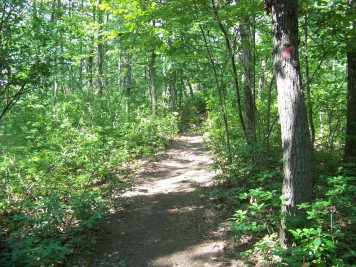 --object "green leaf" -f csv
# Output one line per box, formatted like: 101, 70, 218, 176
313, 237, 321, 247
324, 239, 336, 249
